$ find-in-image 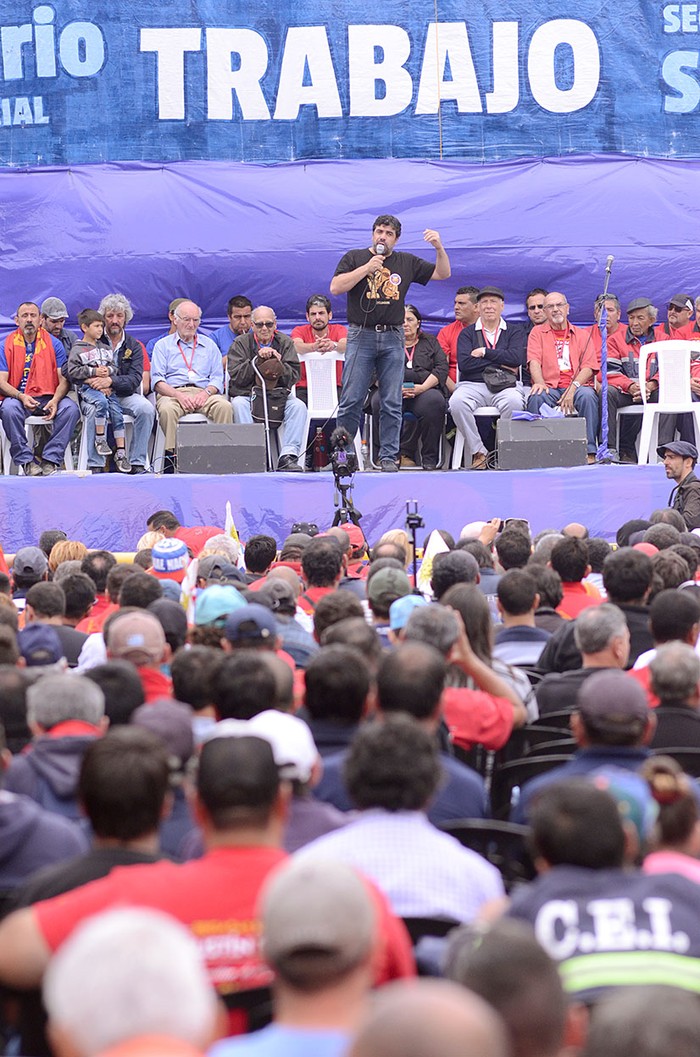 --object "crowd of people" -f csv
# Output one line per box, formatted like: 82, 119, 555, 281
0, 500, 699, 1056
3, 214, 700, 475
